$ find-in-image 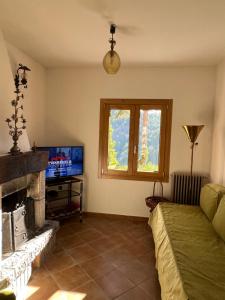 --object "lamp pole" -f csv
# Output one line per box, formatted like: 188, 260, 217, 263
182, 125, 204, 200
